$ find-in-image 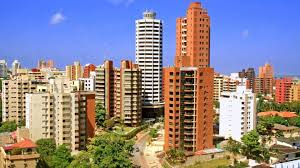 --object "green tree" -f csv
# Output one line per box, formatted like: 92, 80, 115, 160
165, 148, 186, 164
36, 138, 56, 157
36, 138, 56, 168
214, 101, 220, 108
50, 145, 73, 168
0, 121, 17, 133
241, 130, 270, 163
149, 128, 158, 138
103, 119, 115, 130
224, 137, 241, 157
87, 133, 134, 168
68, 151, 96, 168
95, 103, 106, 127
